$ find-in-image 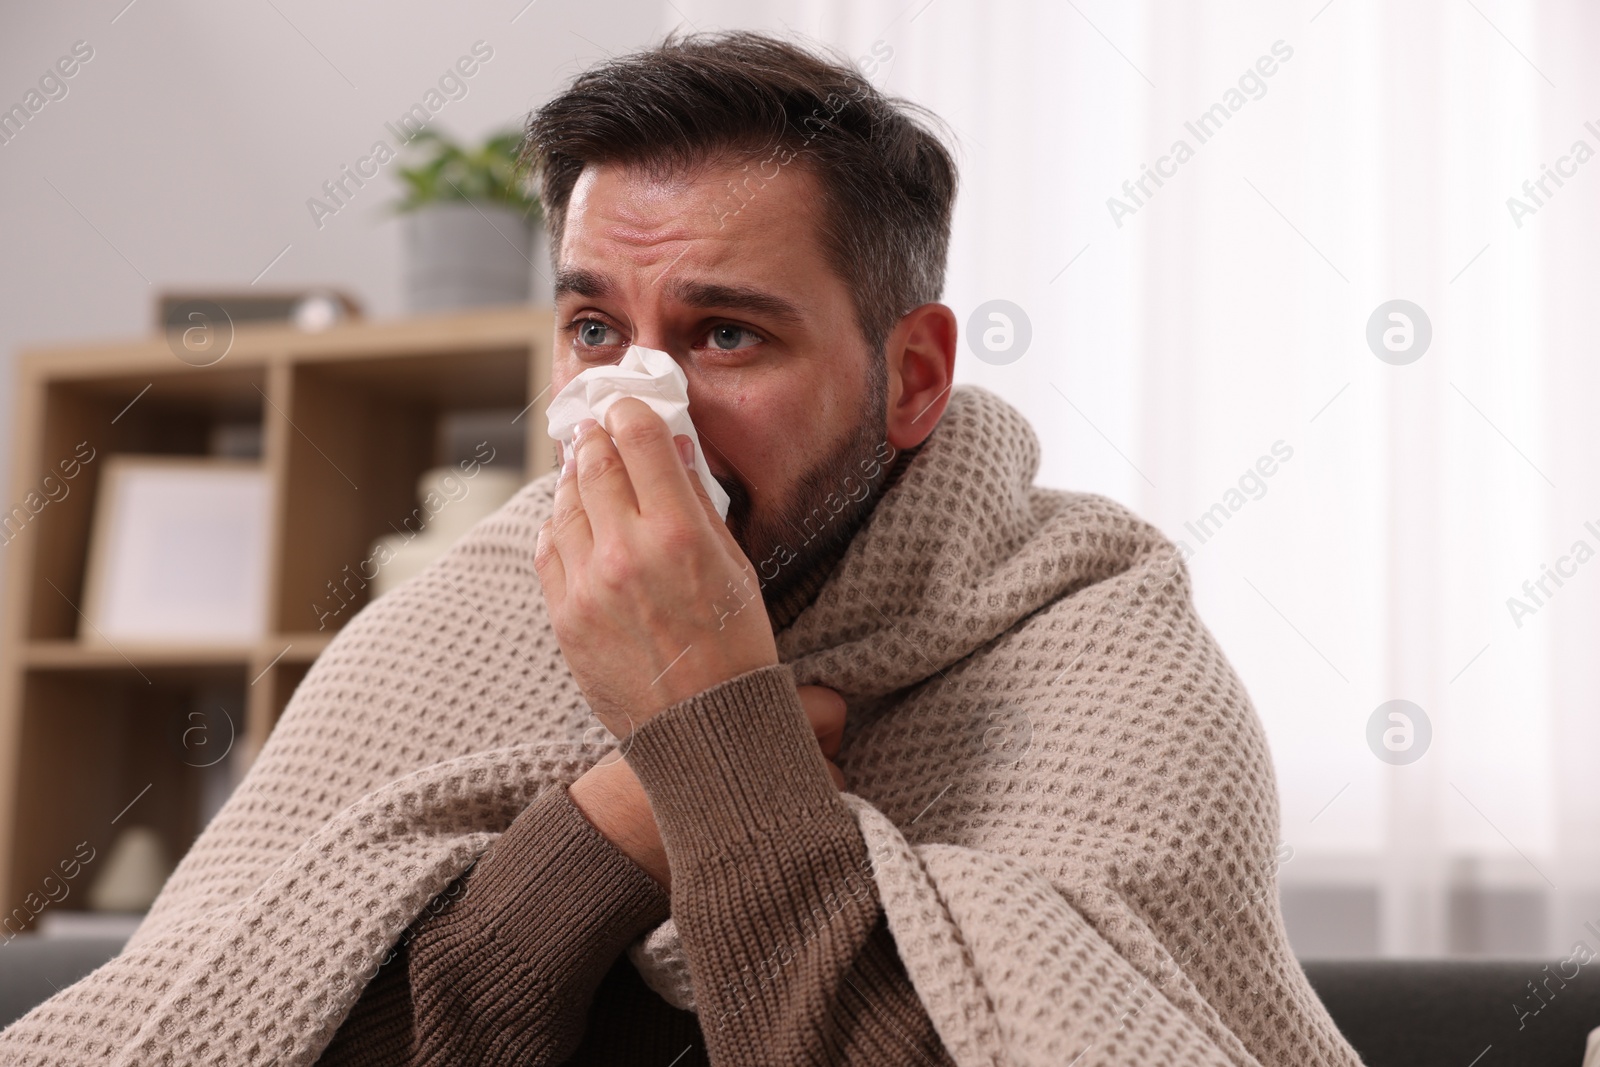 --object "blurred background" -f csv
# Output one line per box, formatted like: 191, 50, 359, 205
1, 0, 1596, 961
